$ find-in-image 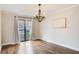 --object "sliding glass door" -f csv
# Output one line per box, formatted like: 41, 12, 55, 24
17, 19, 32, 42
